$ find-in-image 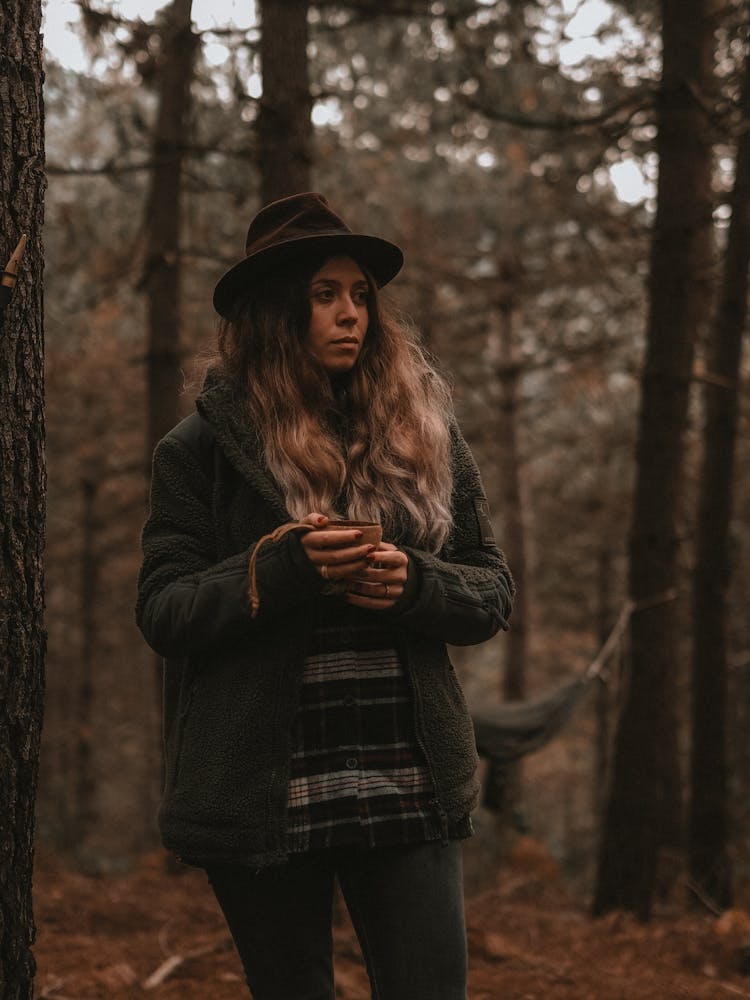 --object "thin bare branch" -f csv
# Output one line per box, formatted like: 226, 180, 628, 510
312, 0, 494, 29
48, 143, 256, 177
461, 89, 656, 132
